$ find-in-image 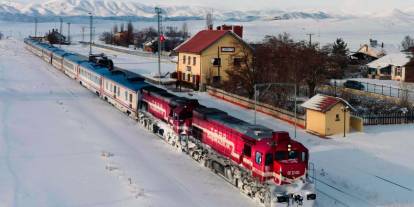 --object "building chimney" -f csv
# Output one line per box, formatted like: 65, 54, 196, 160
216, 24, 243, 38
232, 25, 243, 38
